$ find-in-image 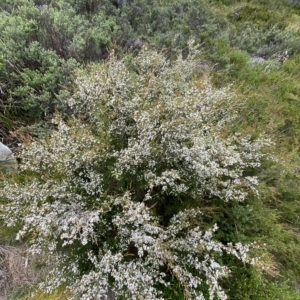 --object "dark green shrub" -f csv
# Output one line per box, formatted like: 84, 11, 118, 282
0, 0, 118, 130
38, 2, 118, 60
116, 0, 226, 50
